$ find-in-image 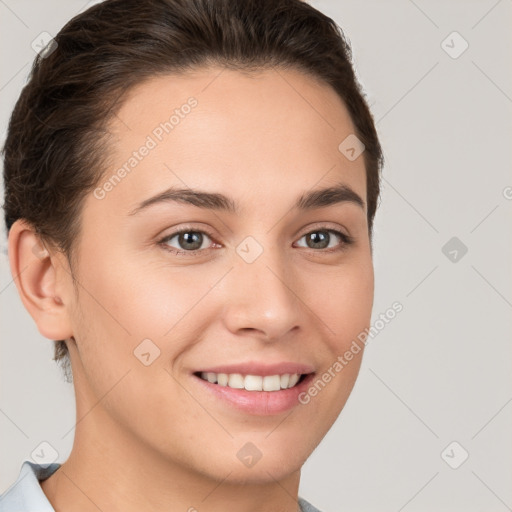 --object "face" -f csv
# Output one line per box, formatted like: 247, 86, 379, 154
62, 66, 374, 482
